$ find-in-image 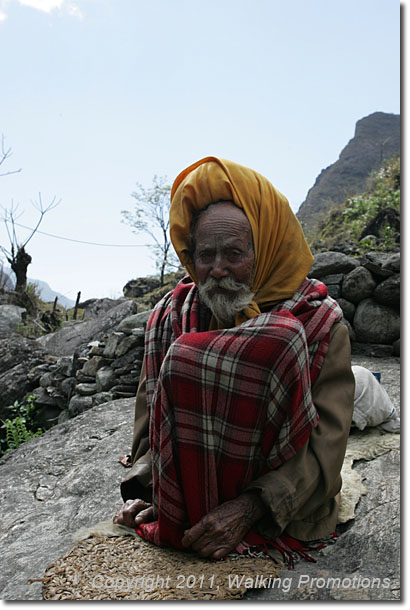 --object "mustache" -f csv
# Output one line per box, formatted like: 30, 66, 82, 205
199, 276, 251, 292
